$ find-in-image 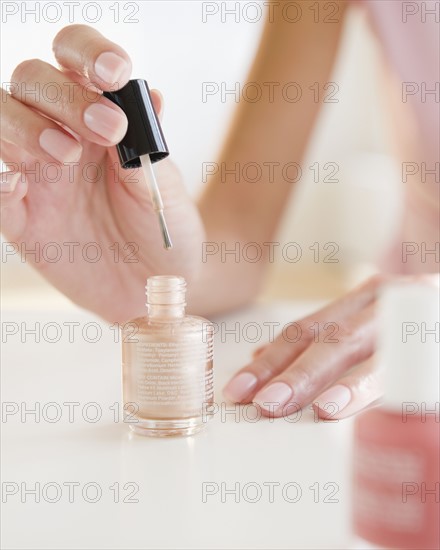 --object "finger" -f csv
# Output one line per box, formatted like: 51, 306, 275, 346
150, 89, 164, 121
1, 171, 26, 198
11, 60, 127, 146
53, 24, 132, 90
252, 304, 377, 417
223, 275, 386, 403
58, 68, 101, 95
59, 72, 165, 120
1, 87, 83, 164
252, 344, 268, 358
312, 356, 382, 420
0, 172, 28, 240
1, 137, 36, 166
106, 146, 147, 197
